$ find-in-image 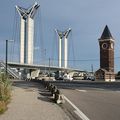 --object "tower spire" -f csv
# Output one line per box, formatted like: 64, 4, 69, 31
100, 25, 113, 40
